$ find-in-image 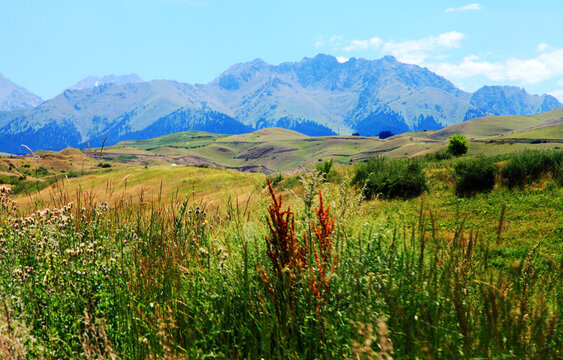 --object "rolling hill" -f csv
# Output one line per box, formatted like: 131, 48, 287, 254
93, 109, 563, 172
